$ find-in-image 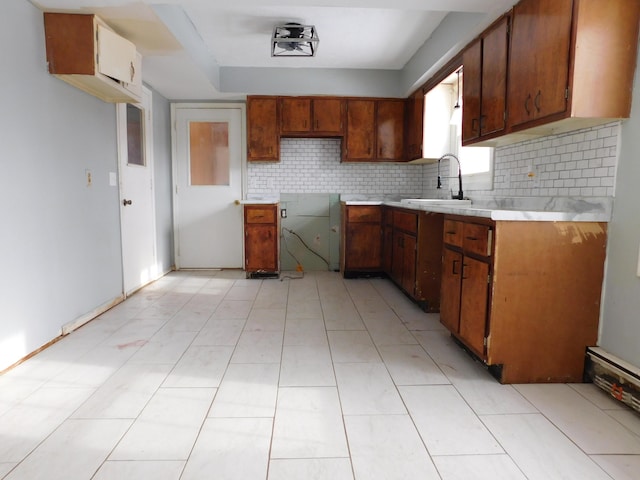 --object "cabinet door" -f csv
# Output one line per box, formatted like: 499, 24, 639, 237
391, 230, 404, 284
280, 98, 312, 134
480, 16, 509, 137
405, 90, 424, 160
345, 223, 382, 270
401, 233, 417, 296
313, 98, 343, 134
459, 256, 489, 357
382, 225, 393, 274
508, 0, 573, 128
377, 100, 405, 161
345, 100, 375, 161
440, 248, 462, 333
462, 39, 482, 143
245, 224, 278, 271
247, 97, 279, 161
